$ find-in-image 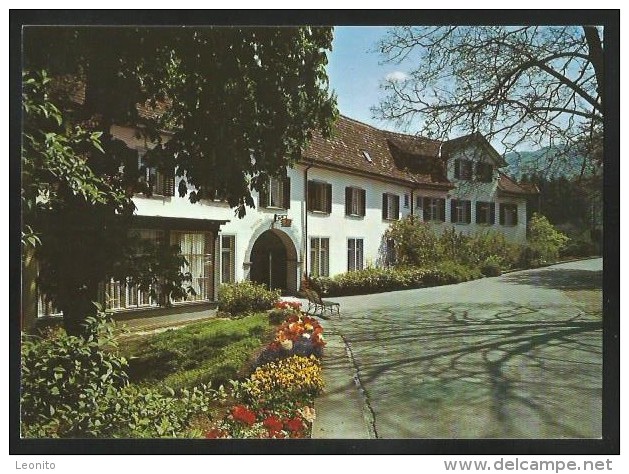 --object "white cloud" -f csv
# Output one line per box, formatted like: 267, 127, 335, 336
385, 71, 410, 82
